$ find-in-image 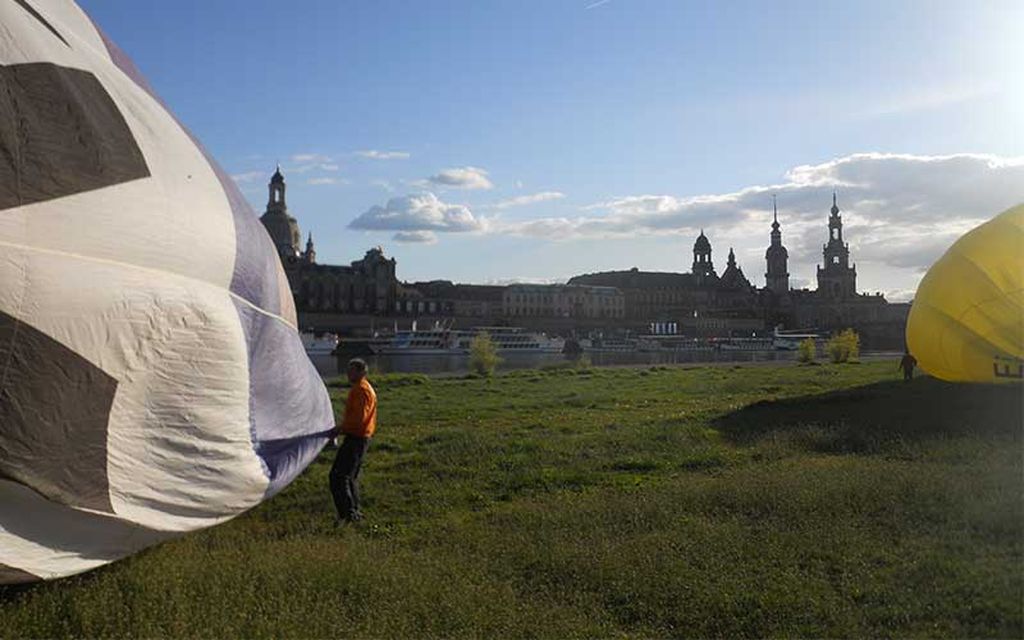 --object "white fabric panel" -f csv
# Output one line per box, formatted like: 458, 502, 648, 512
0, 479, 172, 582
0, 1, 238, 293
0, 244, 269, 529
